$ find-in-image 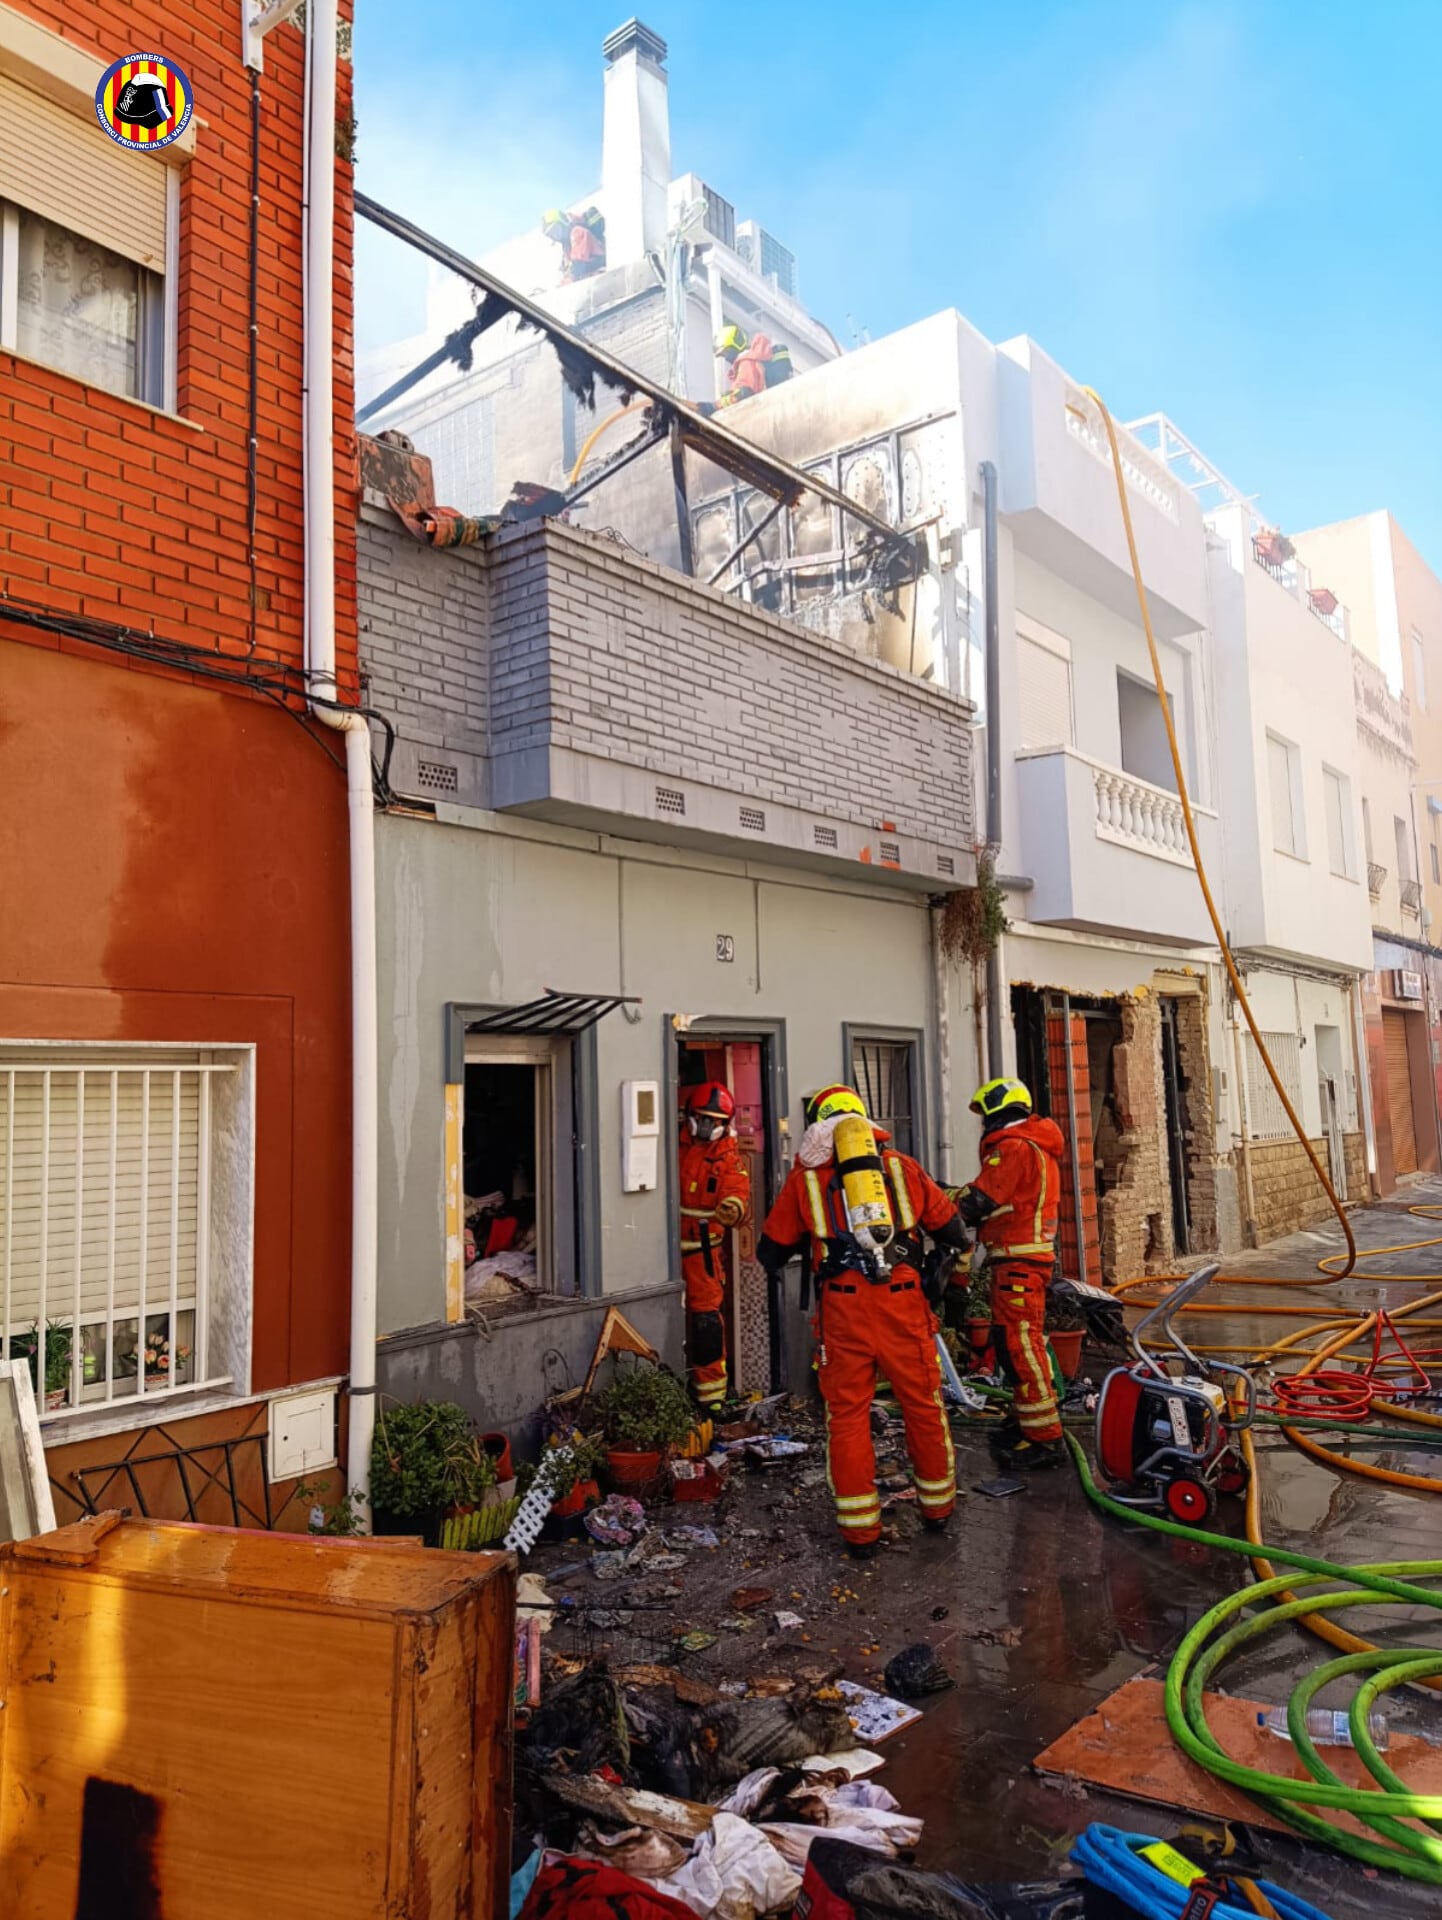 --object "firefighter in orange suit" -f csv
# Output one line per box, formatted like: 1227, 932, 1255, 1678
756, 1086, 970, 1557
679, 1083, 751, 1410
952, 1078, 1066, 1470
